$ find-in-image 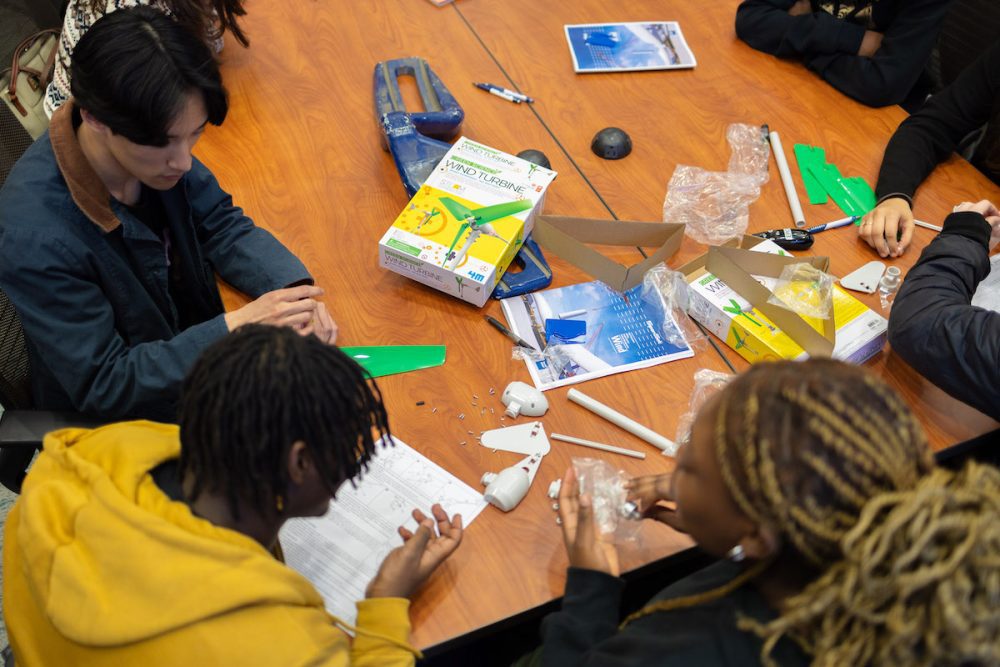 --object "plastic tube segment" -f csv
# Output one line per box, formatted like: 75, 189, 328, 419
551, 433, 647, 459
566, 389, 678, 455
768, 130, 806, 228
